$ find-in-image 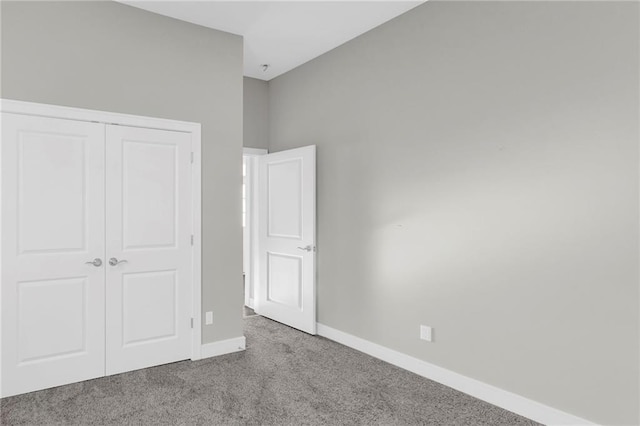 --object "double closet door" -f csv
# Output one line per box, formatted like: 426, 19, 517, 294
1, 113, 193, 397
